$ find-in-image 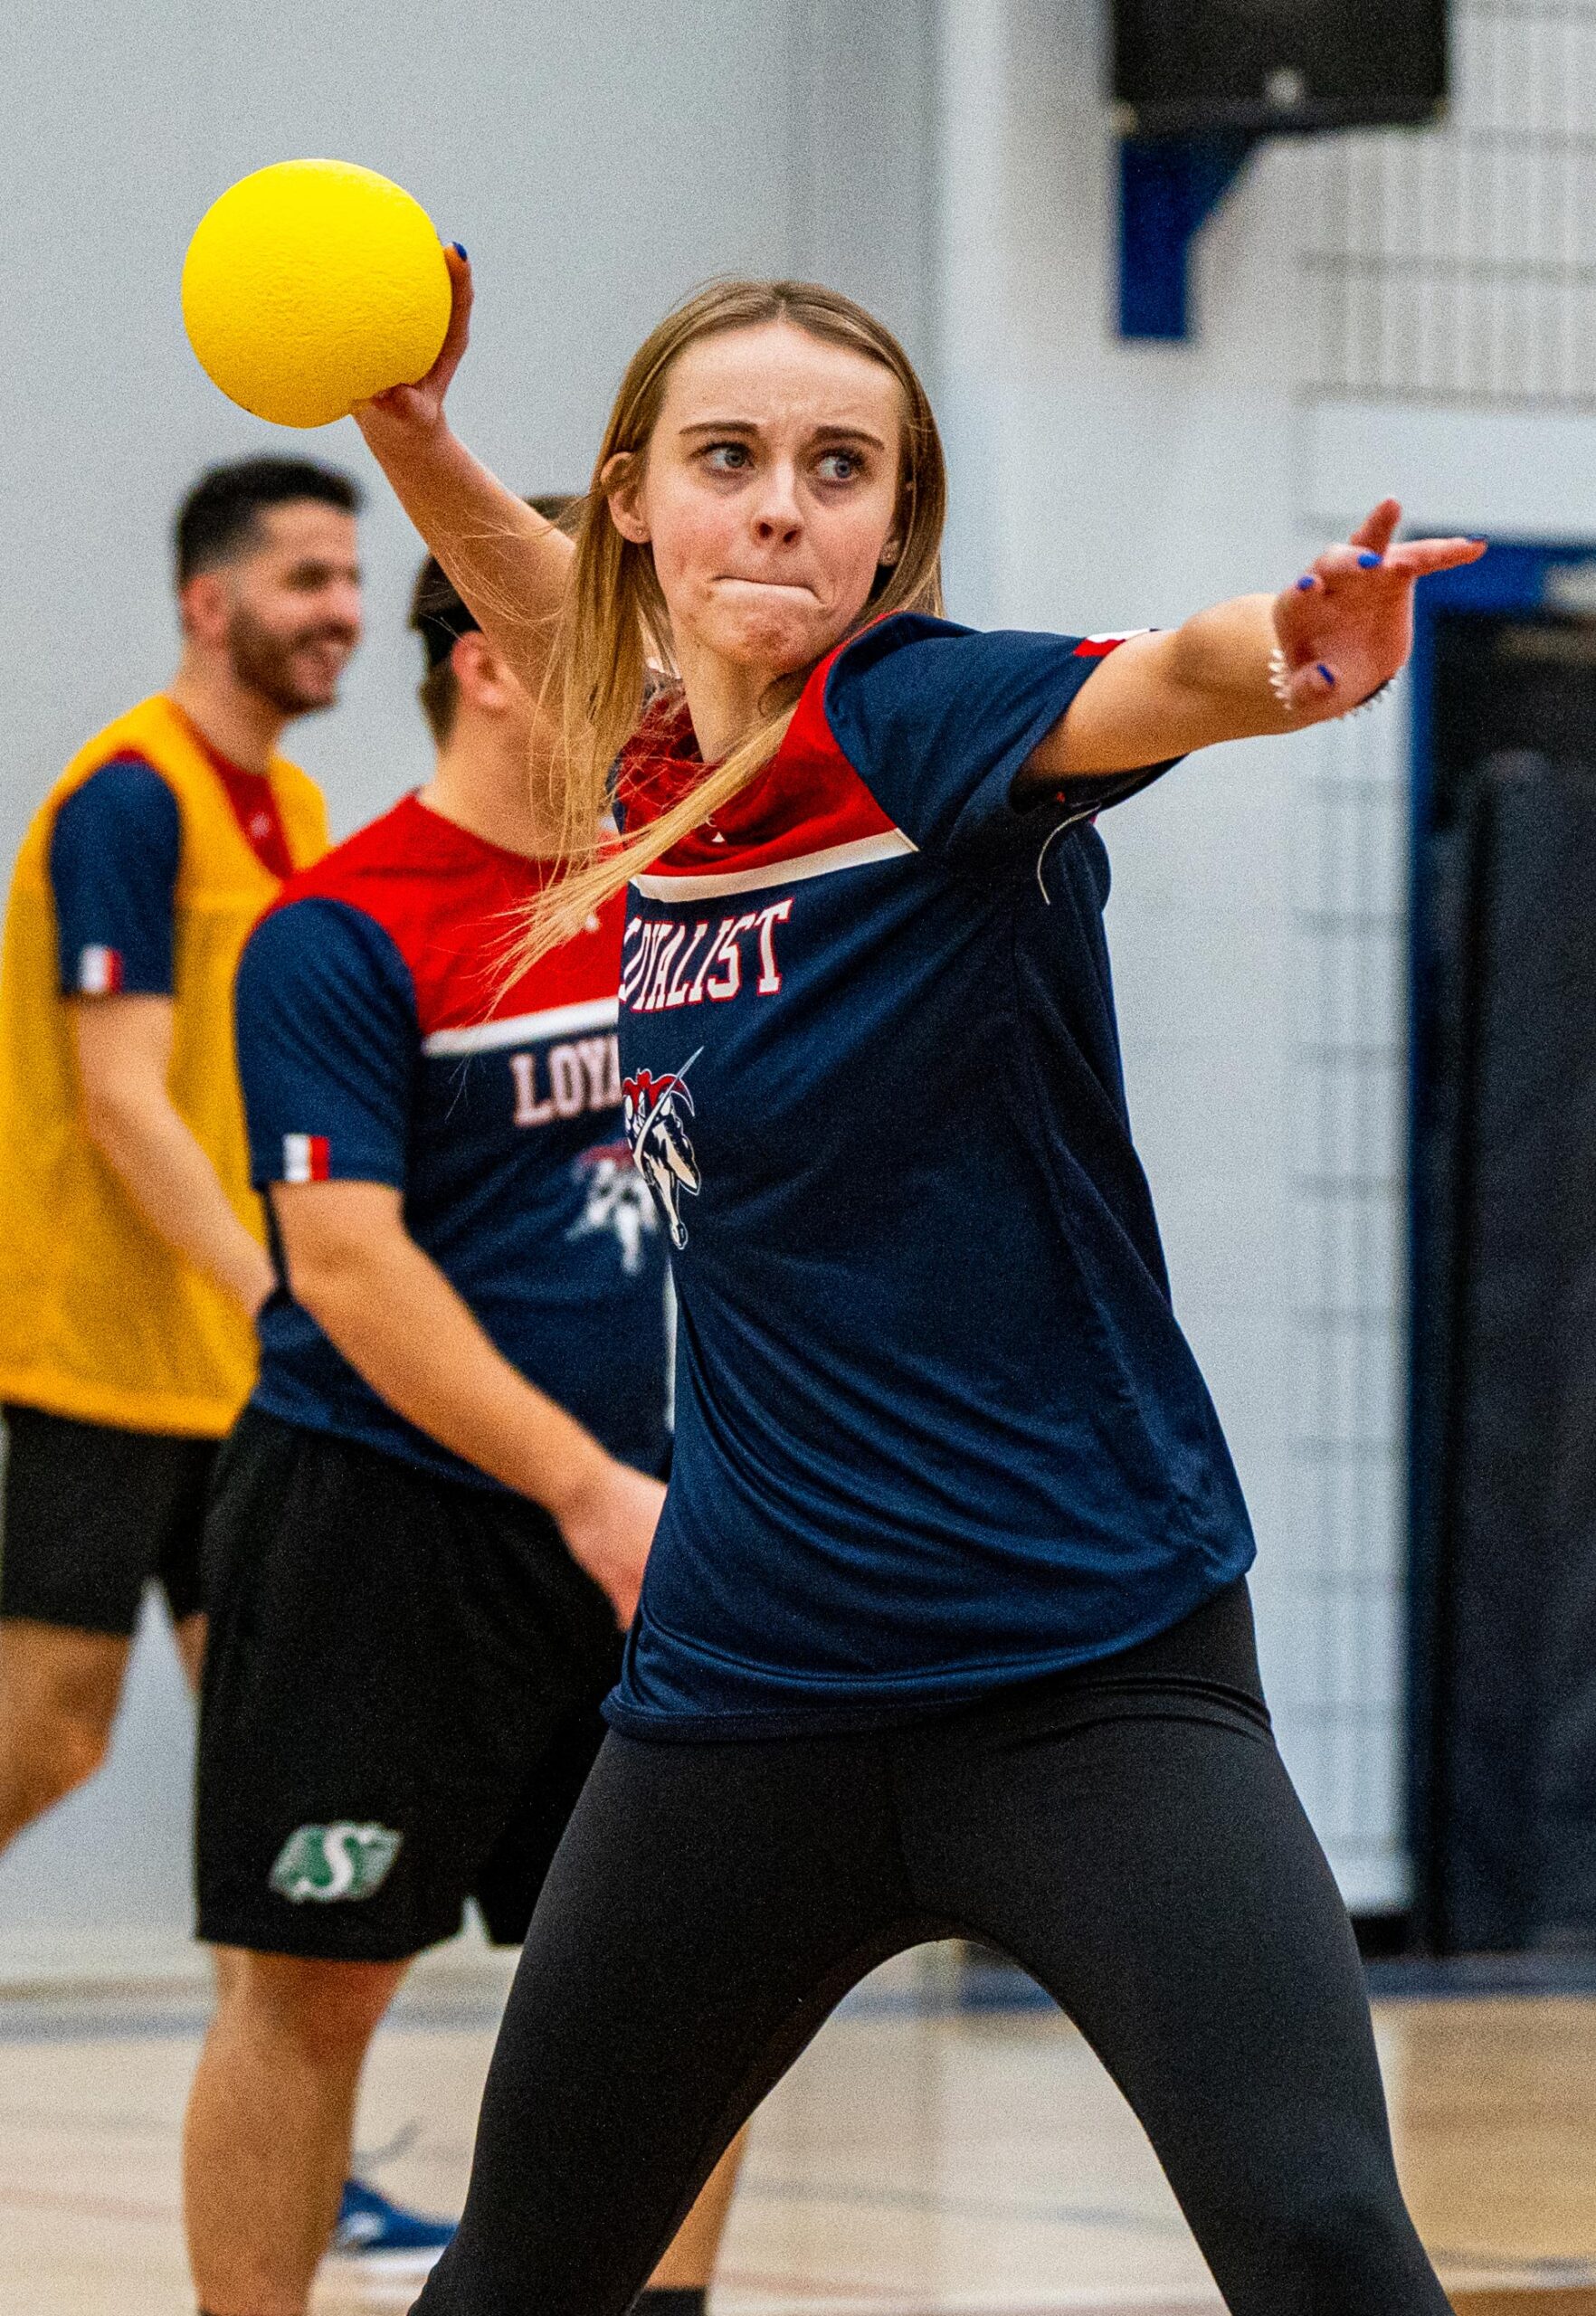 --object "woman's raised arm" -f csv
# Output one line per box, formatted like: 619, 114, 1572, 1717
1024, 500, 1485, 788
352, 248, 575, 699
